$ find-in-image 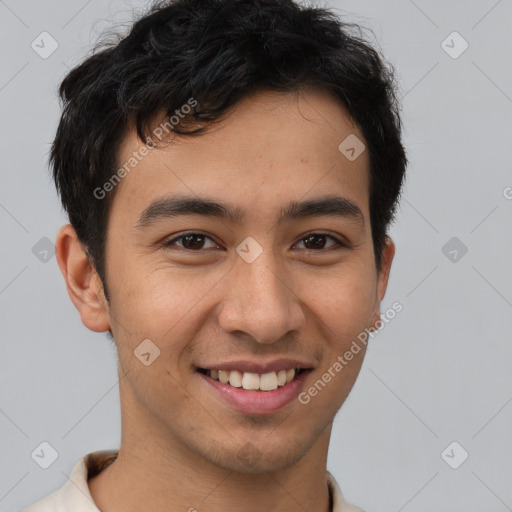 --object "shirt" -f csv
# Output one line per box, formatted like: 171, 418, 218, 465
19, 450, 365, 512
